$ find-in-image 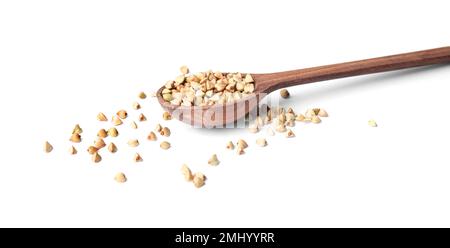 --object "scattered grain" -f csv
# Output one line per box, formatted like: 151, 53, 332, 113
280, 89, 290, 99
92, 152, 102, 163
181, 164, 193, 181
237, 139, 248, 149
208, 154, 220, 166
97, 112, 108, 121
44, 141, 53, 153
138, 92, 147, 99
117, 110, 128, 119
285, 129, 295, 138
108, 142, 117, 153
138, 113, 147, 122
160, 127, 171, 137
94, 138, 106, 149
226, 141, 235, 150
87, 146, 98, 155
97, 128, 108, 138
193, 172, 206, 188
134, 153, 143, 162
70, 133, 82, 143
114, 172, 127, 183
69, 146, 77, 155
108, 127, 119, 137
147, 131, 157, 141
256, 138, 267, 147
160, 141, 171, 150
155, 124, 162, 132
72, 124, 83, 134
112, 115, 123, 126
128, 139, 139, 147
130, 121, 138, 129
132, 102, 141, 110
